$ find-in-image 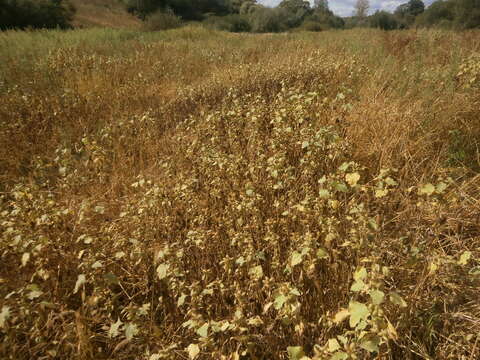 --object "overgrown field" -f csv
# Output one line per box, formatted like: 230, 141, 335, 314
1, 27, 480, 359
